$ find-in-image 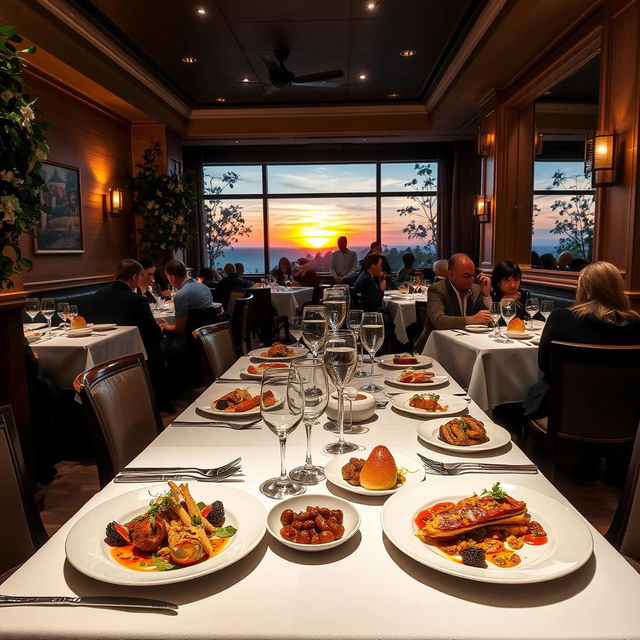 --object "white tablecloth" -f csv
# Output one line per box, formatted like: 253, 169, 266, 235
423, 326, 541, 410
151, 303, 223, 325
31, 326, 147, 389
2, 356, 640, 640
270, 286, 314, 318
384, 294, 426, 344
